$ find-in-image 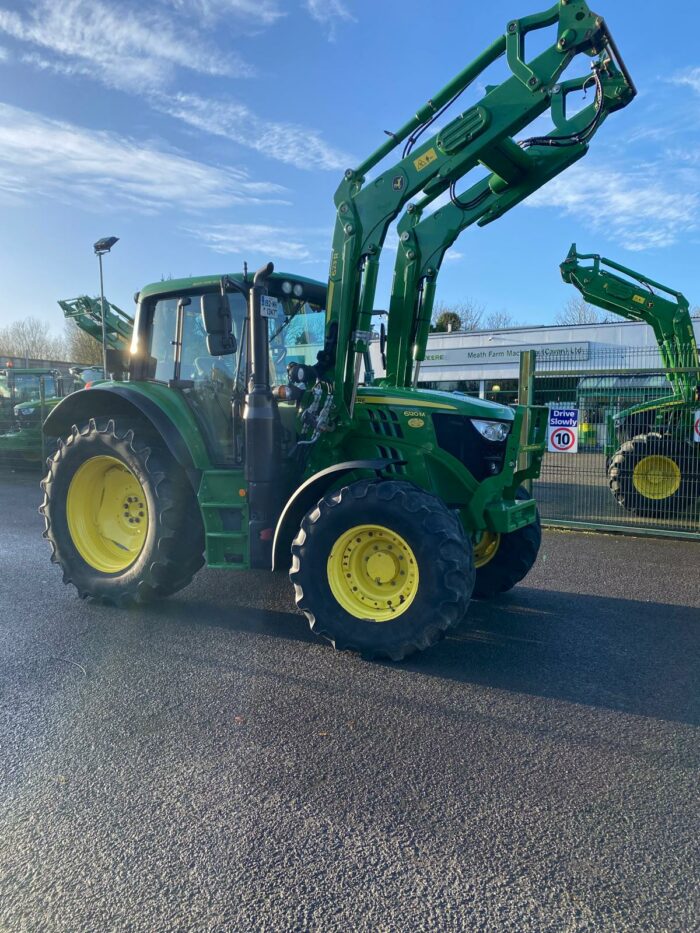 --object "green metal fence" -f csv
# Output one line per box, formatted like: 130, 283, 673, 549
531, 346, 700, 539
